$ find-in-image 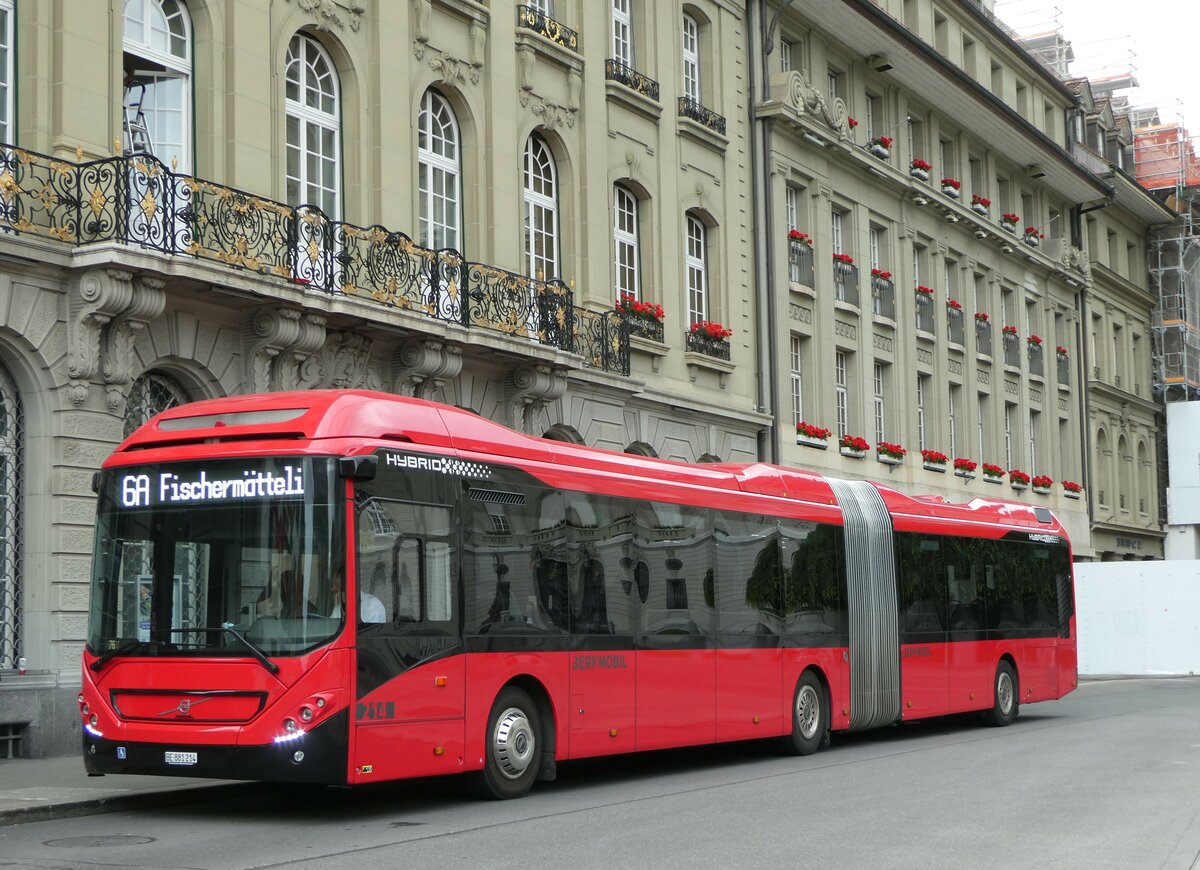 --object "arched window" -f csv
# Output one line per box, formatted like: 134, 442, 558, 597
523, 134, 558, 280
124, 371, 191, 438
418, 90, 462, 253
613, 184, 640, 300
123, 0, 193, 170
1117, 434, 1131, 512
285, 33, 341, 218
0, 363, 21, 671
685, 213, 708, 324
